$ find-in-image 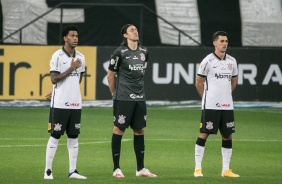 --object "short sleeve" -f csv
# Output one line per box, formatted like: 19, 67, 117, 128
197, 58, 209, 77
50, 53, 60, 73
232, 59, 238, 77
108, 48, 122, 72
